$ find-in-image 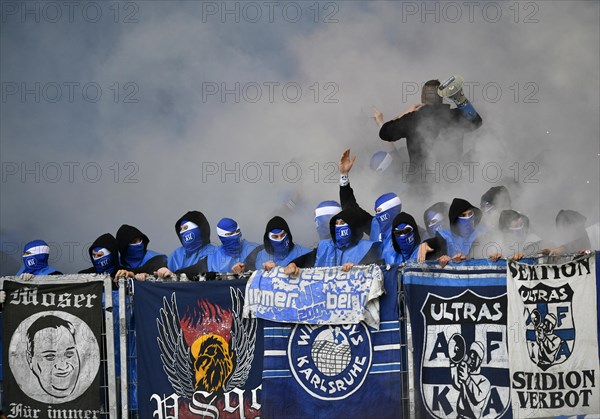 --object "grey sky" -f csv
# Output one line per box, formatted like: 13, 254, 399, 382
1, 1, 598, 274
